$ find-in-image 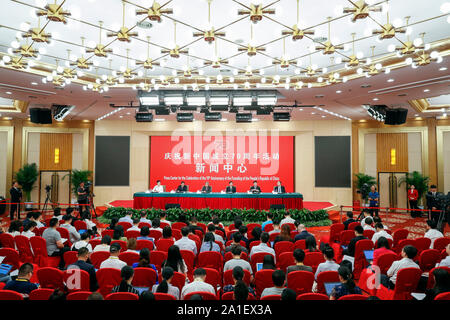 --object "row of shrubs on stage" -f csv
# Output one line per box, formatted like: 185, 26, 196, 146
100, 207, 331, 226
